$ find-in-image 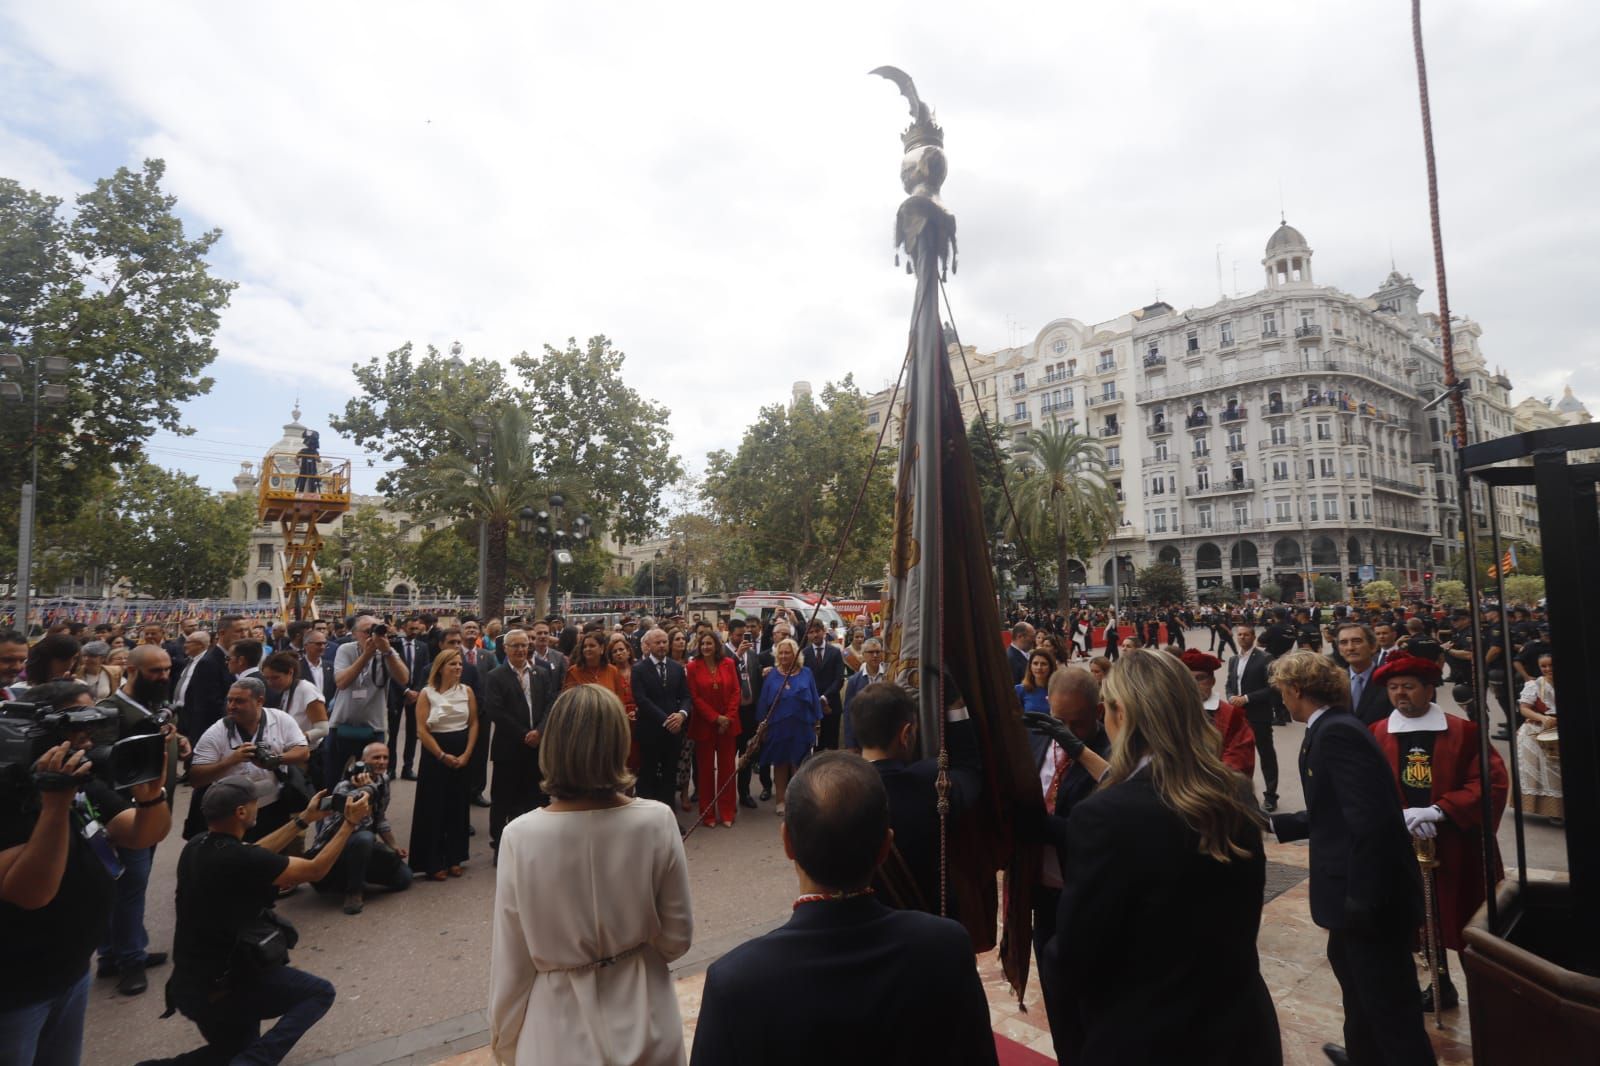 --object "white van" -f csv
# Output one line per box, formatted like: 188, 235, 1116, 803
730, 591, 845, 635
